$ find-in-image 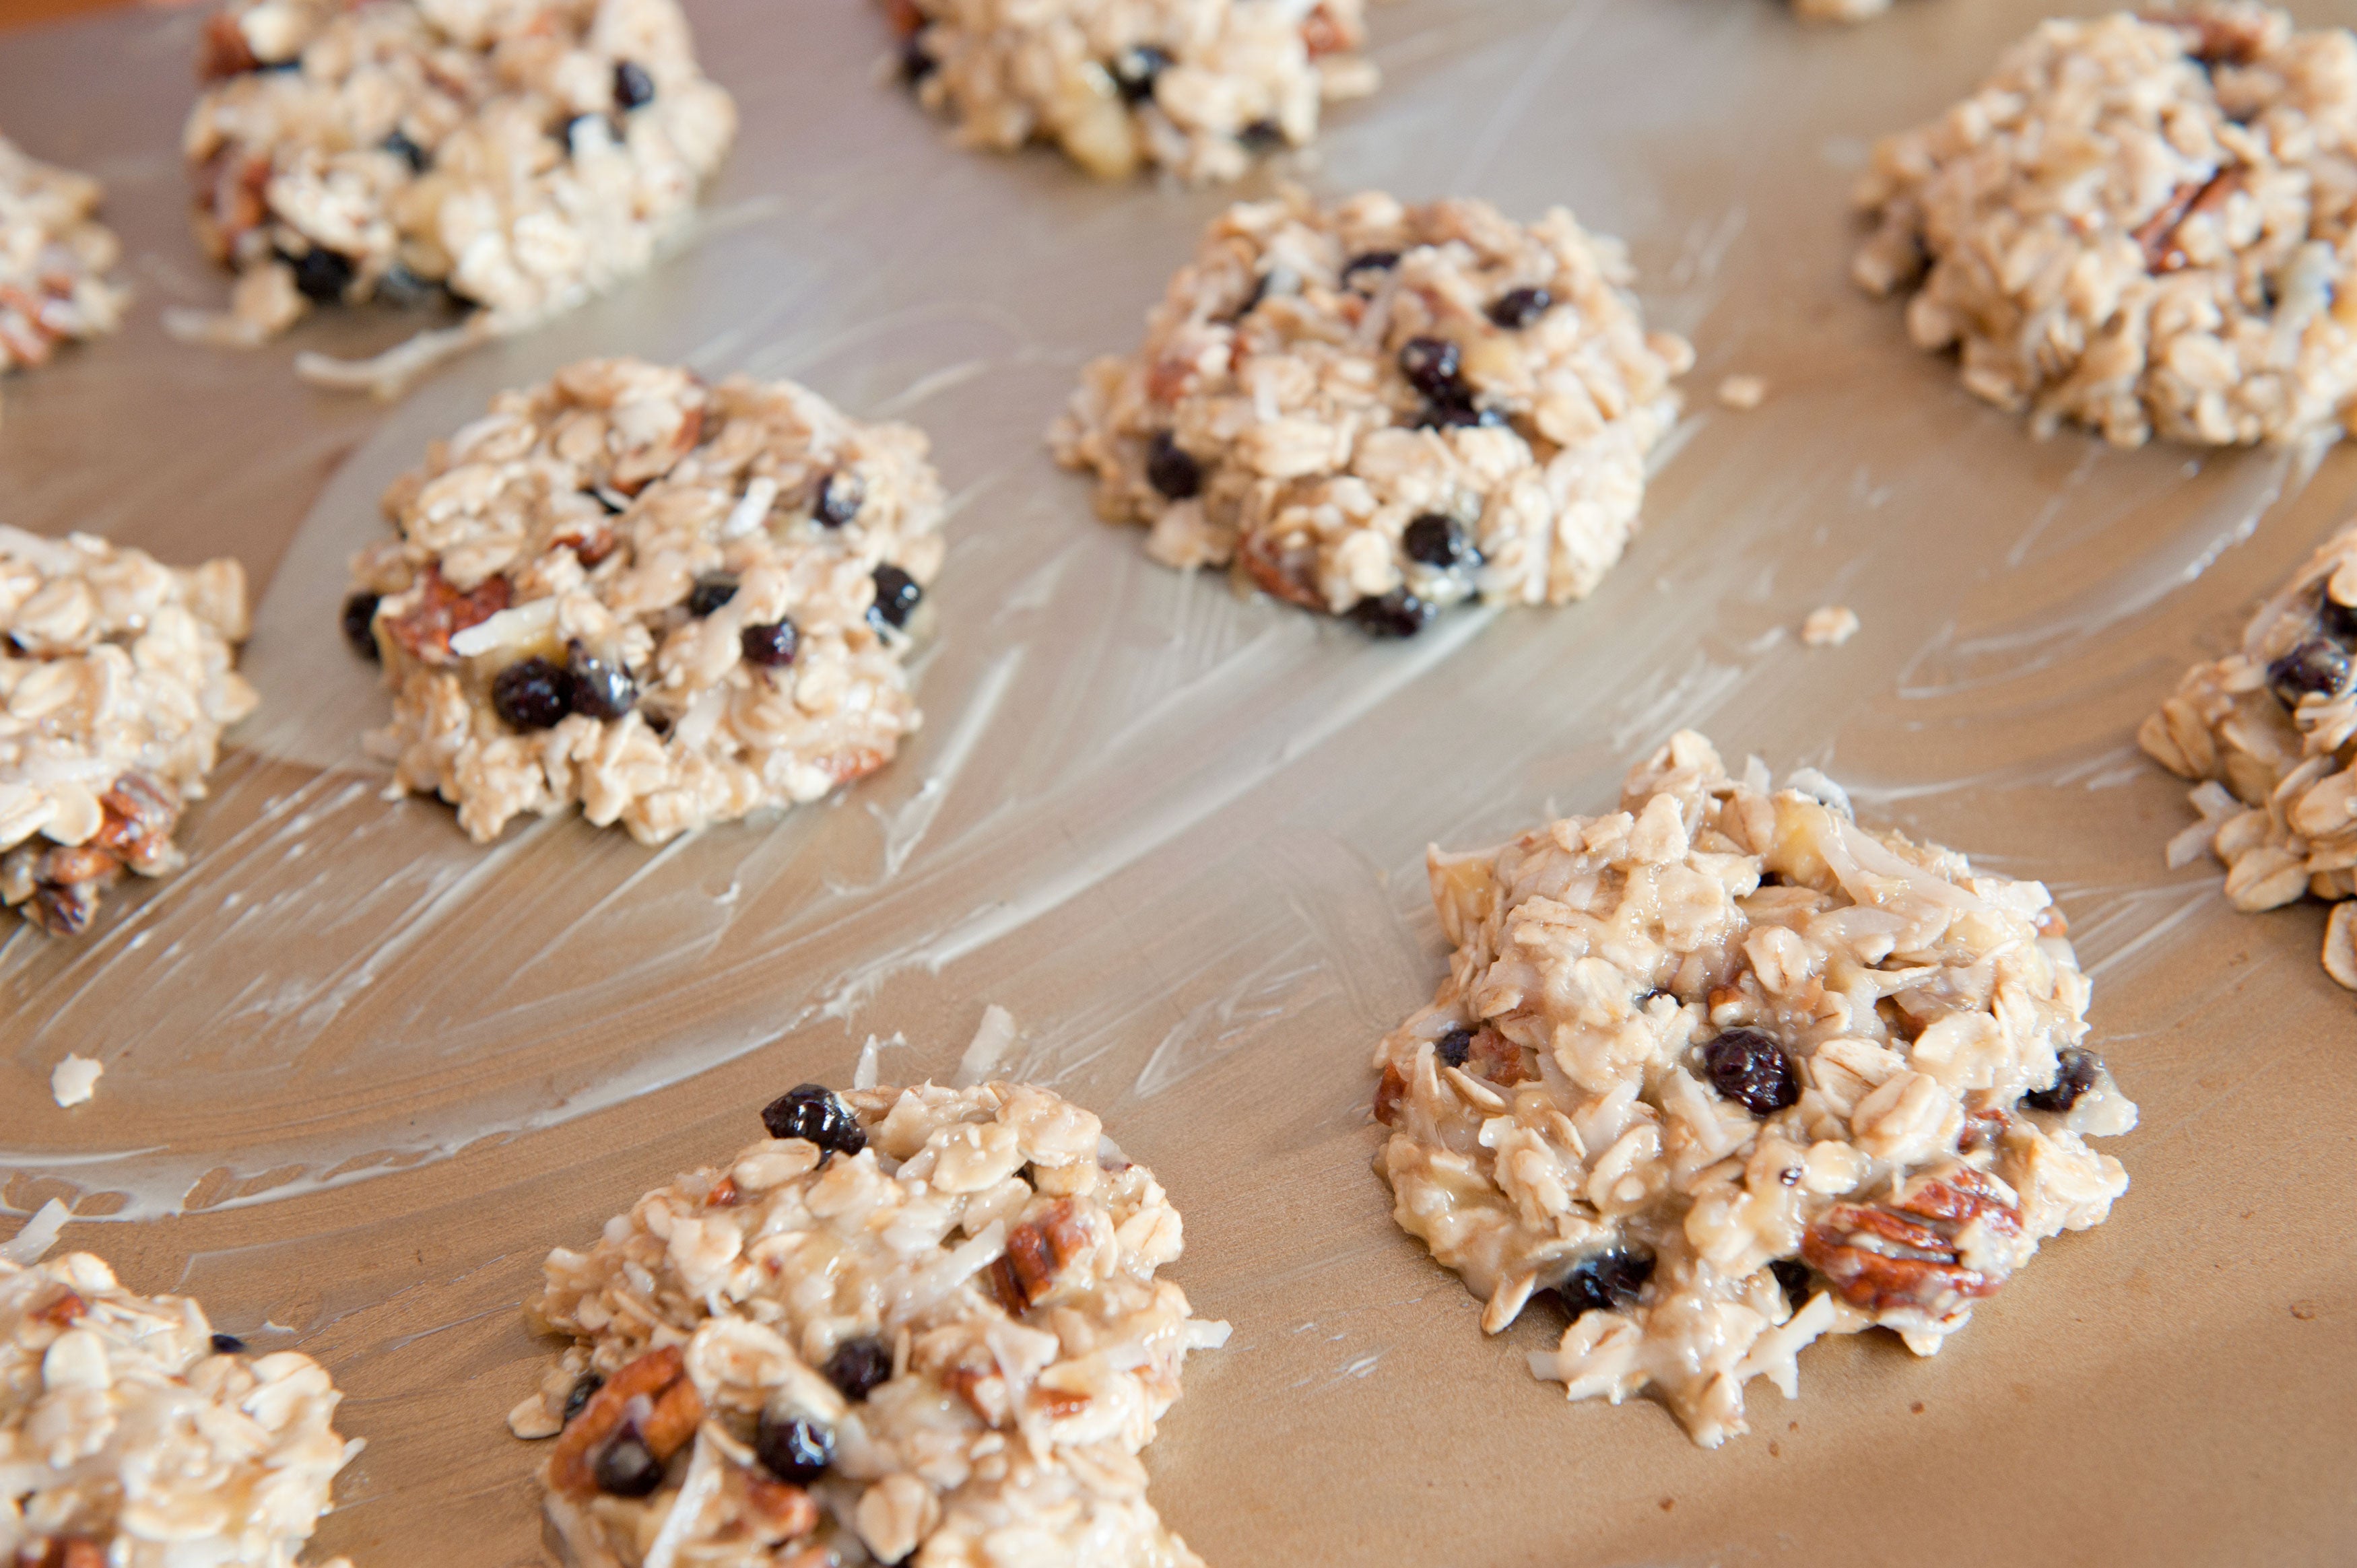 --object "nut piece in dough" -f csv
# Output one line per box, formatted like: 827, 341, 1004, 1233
0, 1250, 362, 1567
350, 357, 948, 846
514, 1079, 1229, 1567
1853, 3, 2357, 447
0, 525, 257, 935
1800, 605, 1859, 647
1052, 188, 1692, 634
888, 0, 1378, 183
1372, 730, 2136, 1446
0, 132, 127, 397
